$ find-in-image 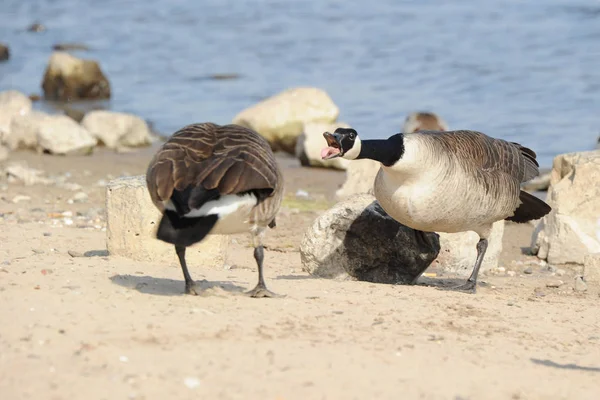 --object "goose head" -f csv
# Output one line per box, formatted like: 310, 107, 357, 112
321, 128, 362, 160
